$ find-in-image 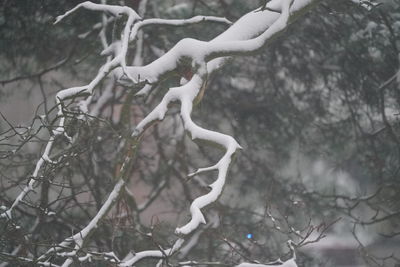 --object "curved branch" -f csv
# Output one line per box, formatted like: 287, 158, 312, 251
116, 0, 318, 95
